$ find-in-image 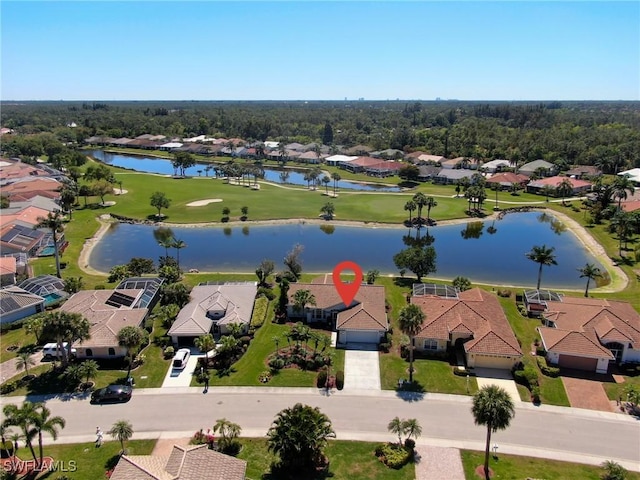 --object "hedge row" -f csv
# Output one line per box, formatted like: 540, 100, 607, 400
536, 356, 560, 377
250, 297, 269, 328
